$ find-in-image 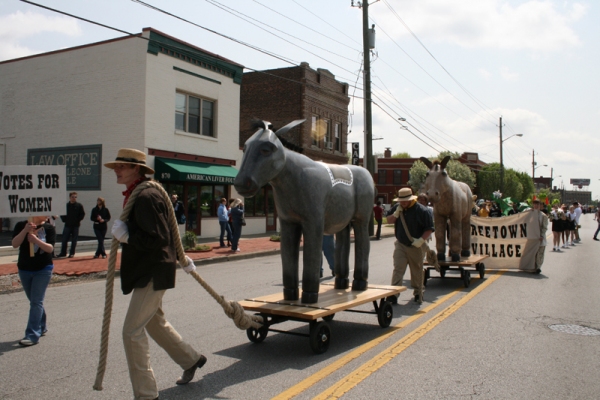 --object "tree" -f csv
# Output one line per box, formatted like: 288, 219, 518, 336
408, 158, 476, 192
391, 152, 411, 158
515, 171, 534, 202
477, 163, 523, 201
